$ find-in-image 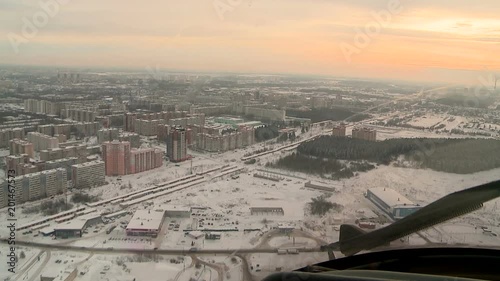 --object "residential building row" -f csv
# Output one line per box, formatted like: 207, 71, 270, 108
102, 141, 163, 176
0, 168, 67, 208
